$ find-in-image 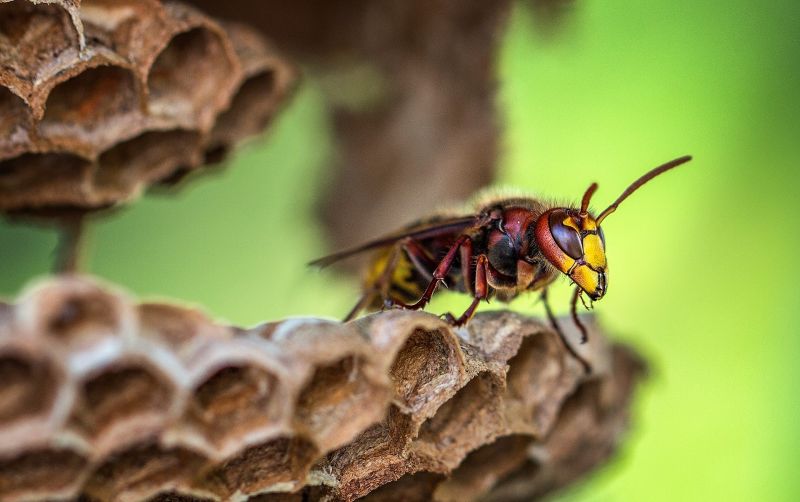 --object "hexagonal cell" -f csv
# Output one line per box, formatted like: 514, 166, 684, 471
70, 363, 174, 452
147, 27, 236, 128
0, 448, 89, 501
433, 434, 533, 500
25, 280, 126, 346
389, 328, 464, 416
318, 404, 415, 496
138, 302, 220, 349
0, 2, 82, 102
187, 363, 279, 448
0, 152, 92, 210
206, 70, 276, 158
39, 65, 142, 155
0, 353, 58, 427
94, 129, 202, 197
294, 355, 388, 451
83, 442, 210, 502
199, 437, 318, 498
413, 372, 504, 469
504, 332, 577, 434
